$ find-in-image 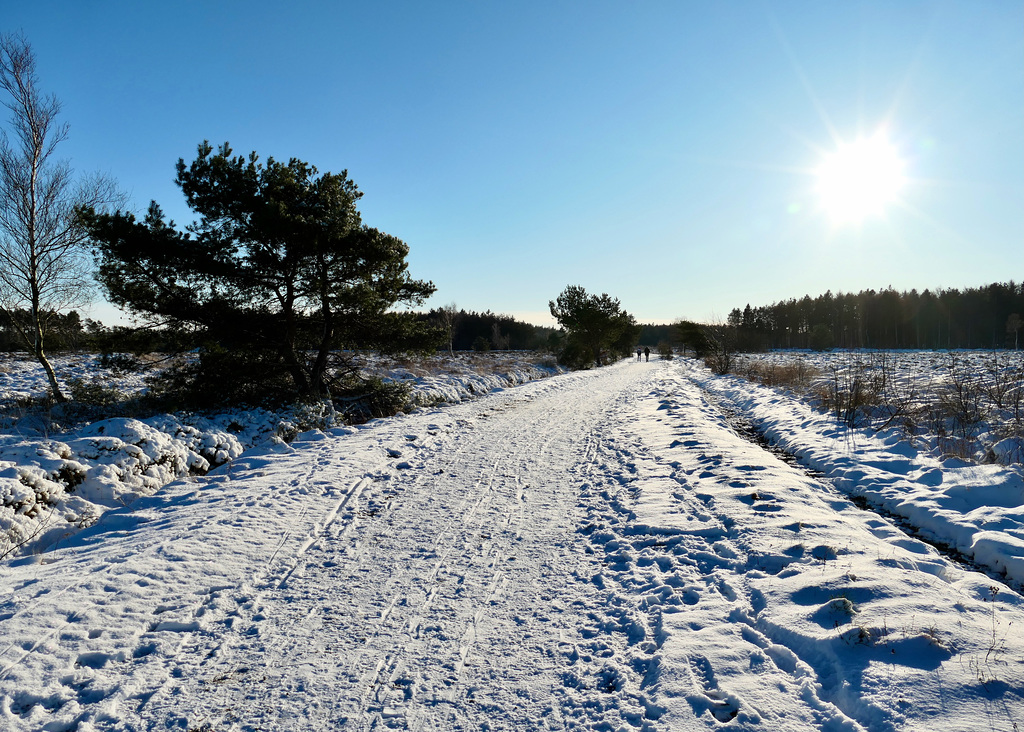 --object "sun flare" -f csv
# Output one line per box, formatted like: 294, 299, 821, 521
816, 134, 906, 223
